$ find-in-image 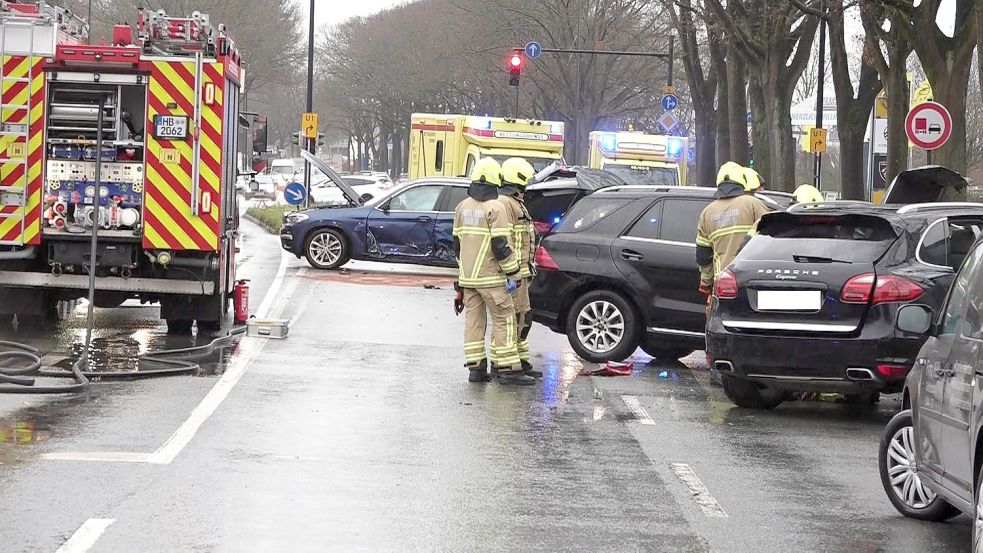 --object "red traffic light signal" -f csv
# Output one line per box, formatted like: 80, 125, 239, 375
508, 49, 523, 87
